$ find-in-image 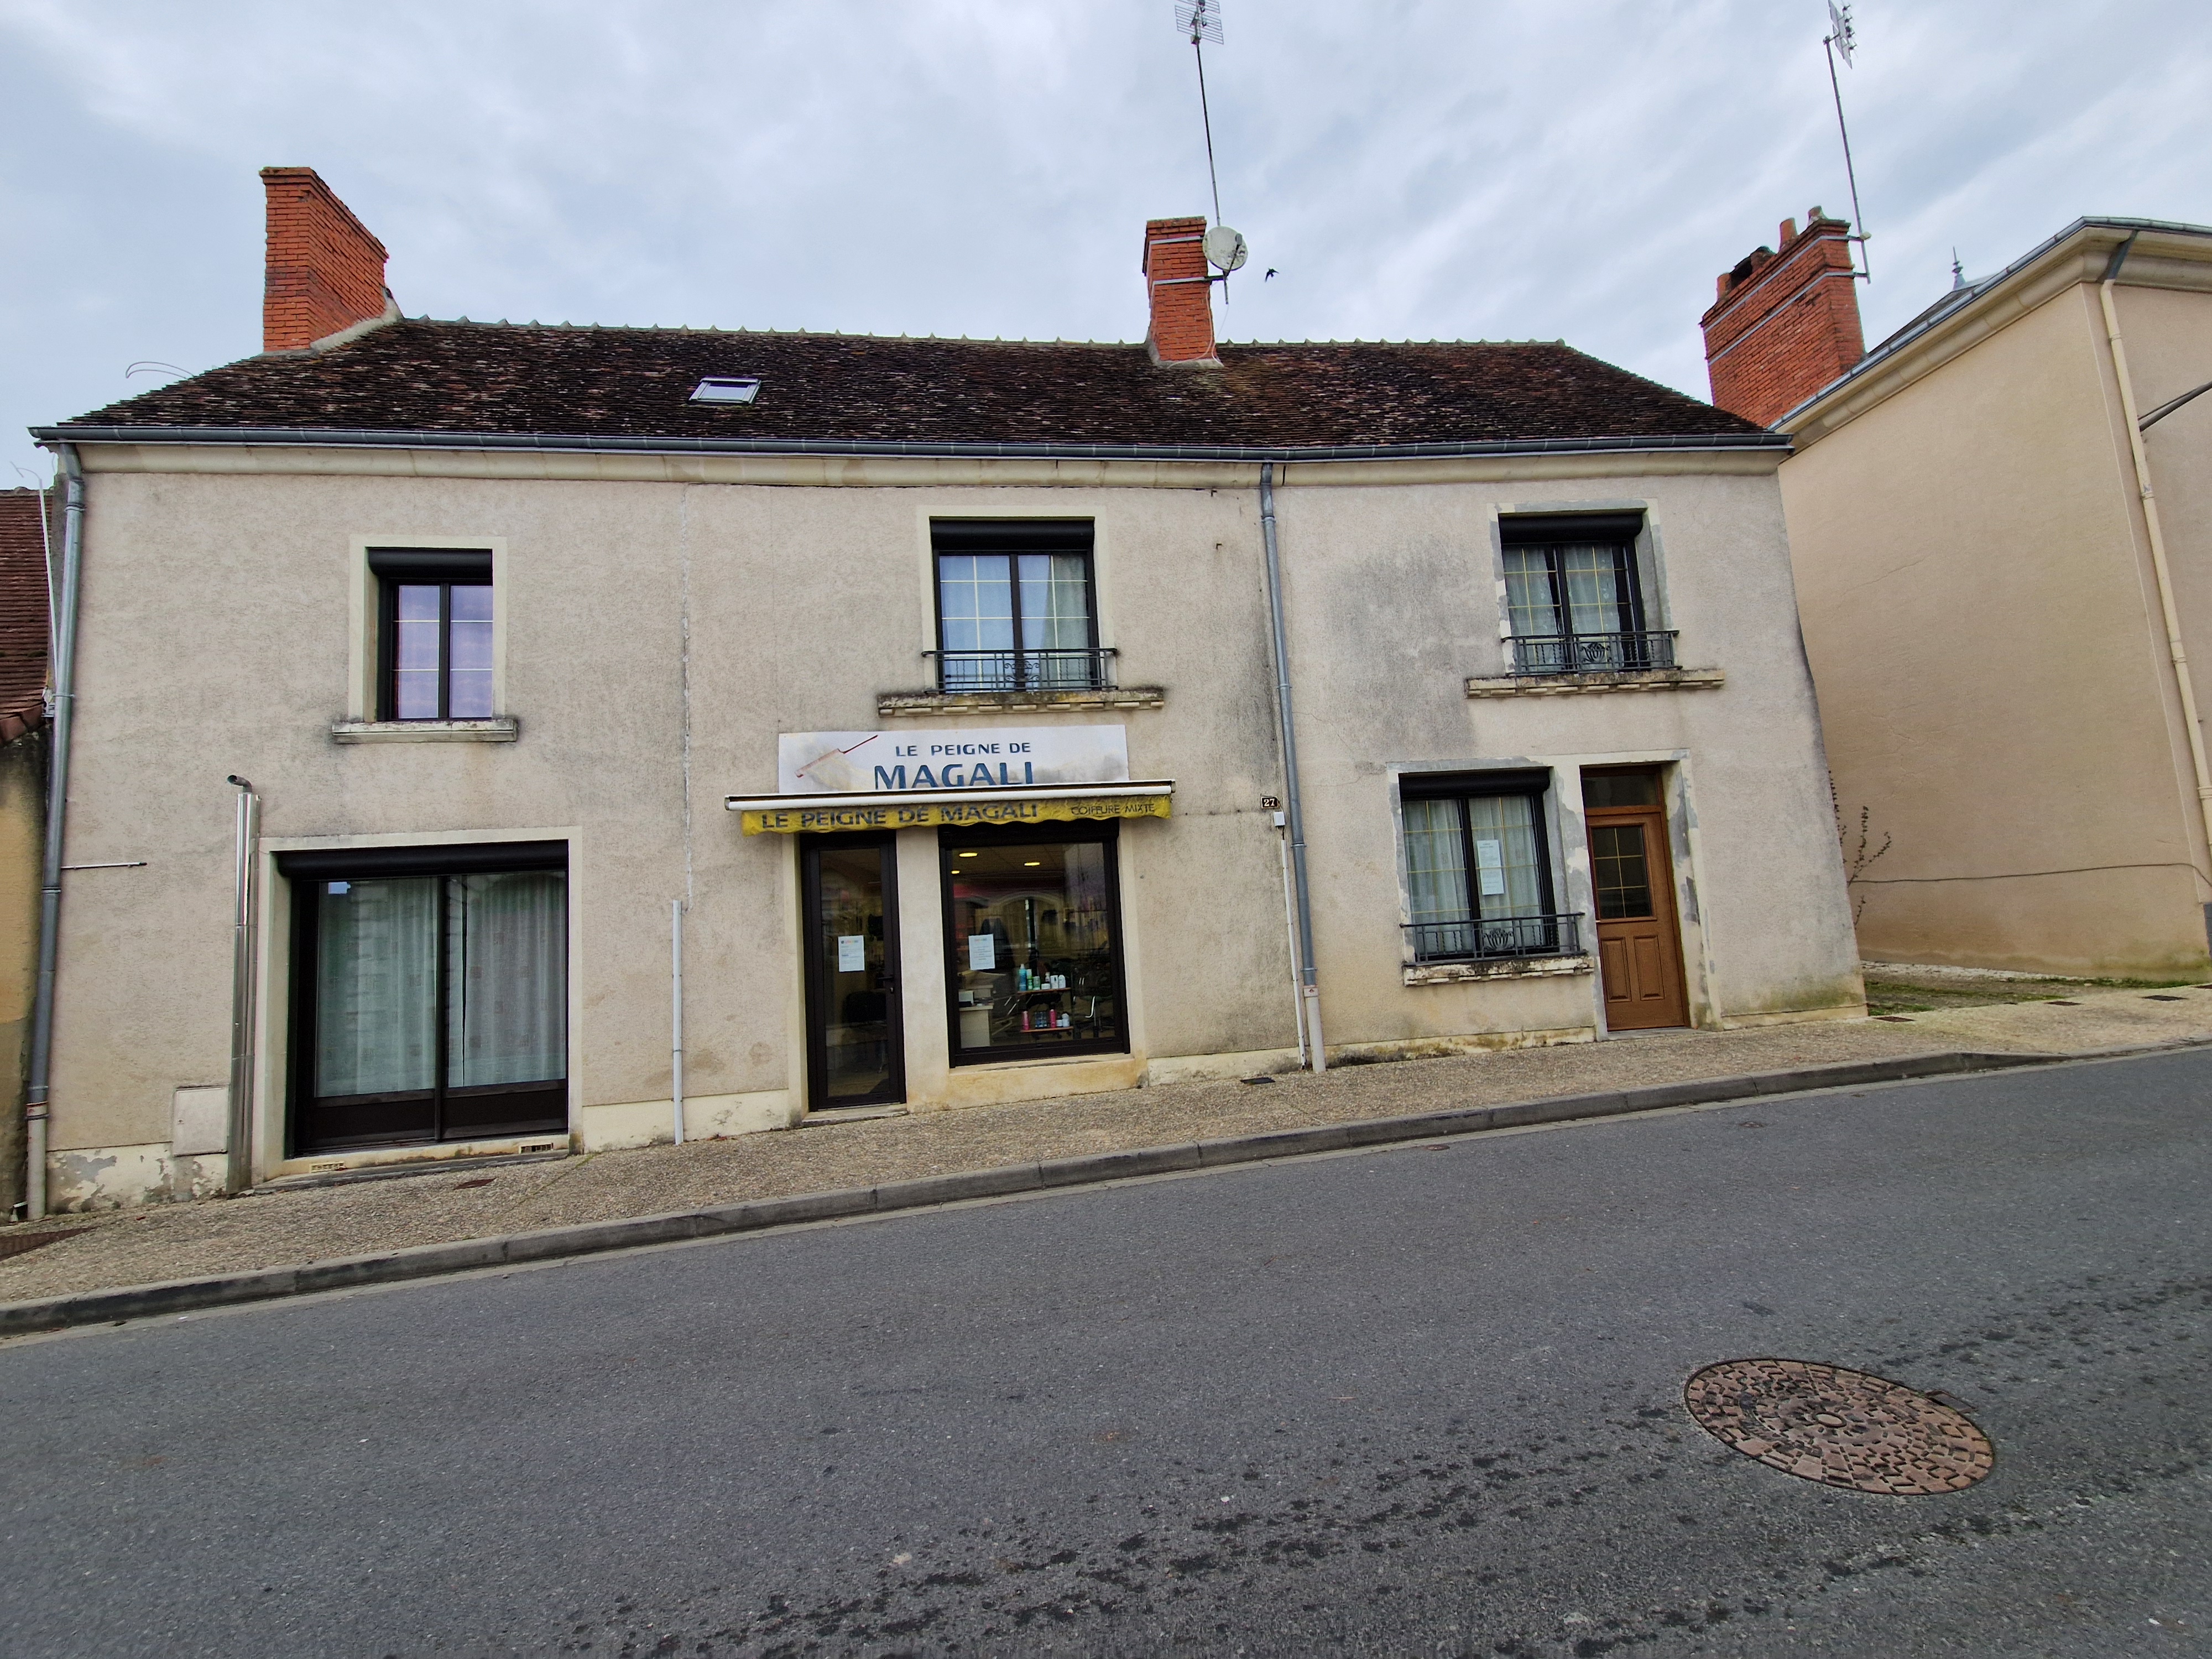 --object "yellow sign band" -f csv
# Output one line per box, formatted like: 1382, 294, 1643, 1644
740, 794, 1171, 836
